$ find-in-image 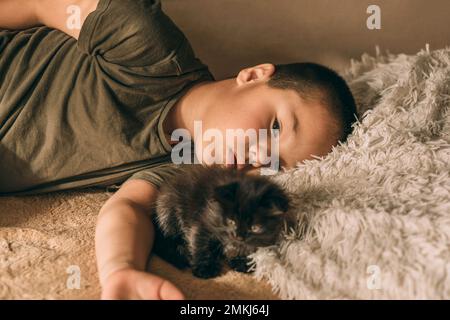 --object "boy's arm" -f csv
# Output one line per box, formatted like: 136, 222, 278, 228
96, 179, 184, 300
96, 179, 155, 285
0, 0, 98, 39
0, 0, 40, 29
